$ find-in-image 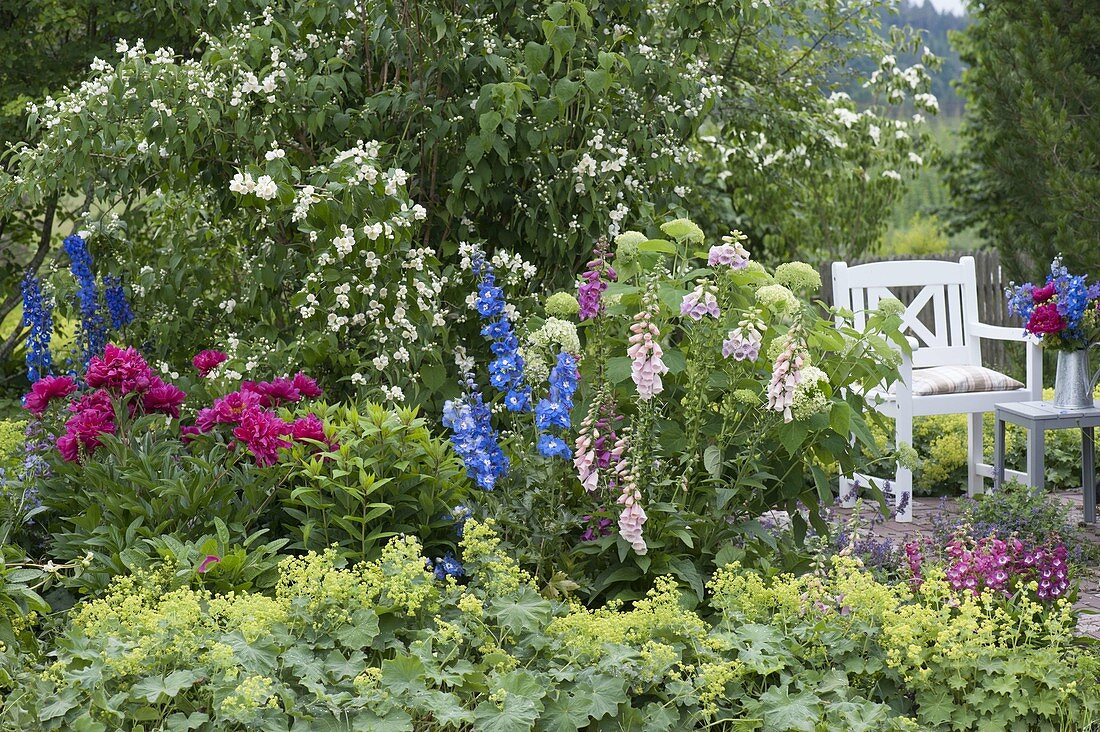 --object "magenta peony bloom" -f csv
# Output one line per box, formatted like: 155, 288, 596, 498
292, 372, 323, 398
22, 375, 78, 416
180, 425, 203, 443
209, 389, 263, 425
143, 378, 187, 418
1031, 283, 1056, 303
86, 344, 156, 394
232, 409, 293, 466
291, 413, 339, 451
58, 406, 116, 462
1026, 302, 1066, 335
247, 377, 302, 407
194, 408, 218, 433
69, 389, 113, 417
192, 349, 229, 377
